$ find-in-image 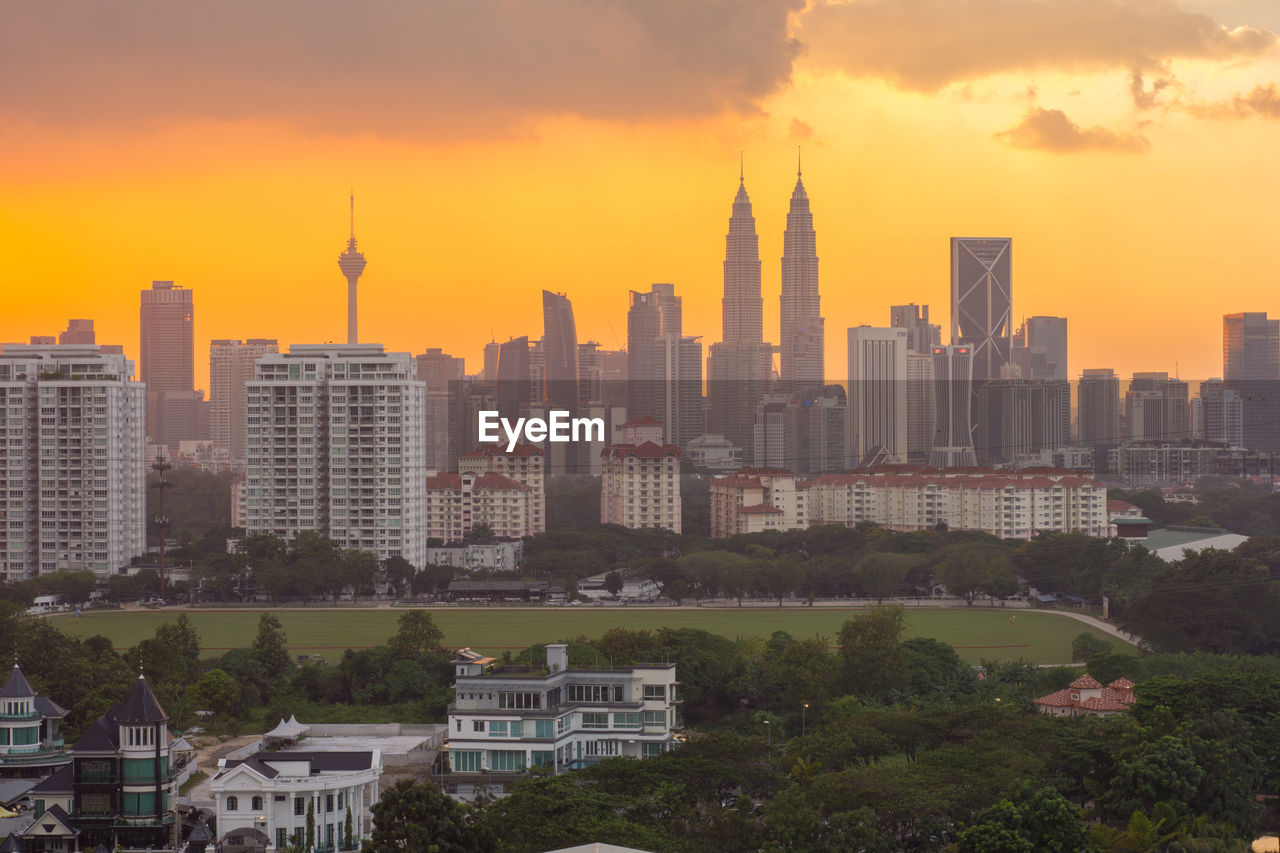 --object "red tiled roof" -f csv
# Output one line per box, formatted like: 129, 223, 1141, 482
1069, 674, 1103, 689
1108, 677, 1135, 690
621, 416, 663, 427
1107, 500, 1140, 513
713, 474, 765, 489
603, 441, 682, 459
472, 472, 529, 491
465, 444, 544, 458
1033, 689, 1078, 708
426, 472, 462, 490
1080, 695, 1130, 712
738, 504, 783, 515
